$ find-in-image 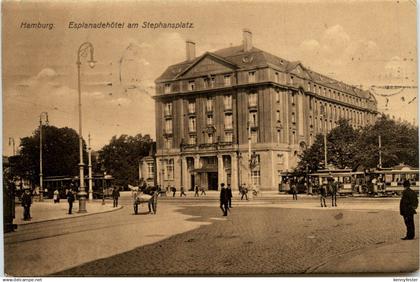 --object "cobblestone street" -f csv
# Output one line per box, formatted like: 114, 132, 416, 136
50, 197, 418, 276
